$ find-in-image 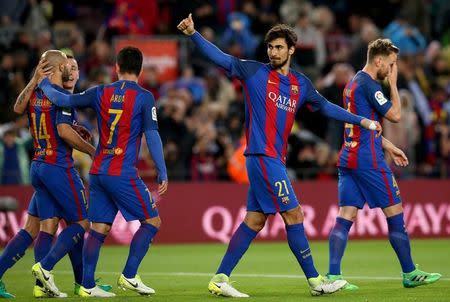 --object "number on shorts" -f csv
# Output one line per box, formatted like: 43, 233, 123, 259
275, 180, 289, 197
